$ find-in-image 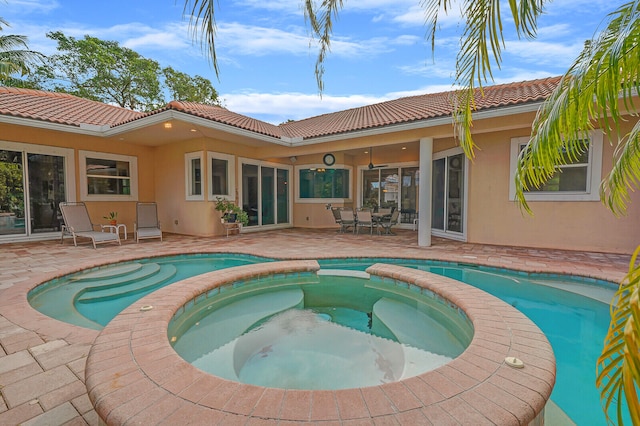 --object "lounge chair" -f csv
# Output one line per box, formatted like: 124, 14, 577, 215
59, 202, 121, 249
338, 209, 356, 233
135, 202, 162, 243
378, 209, 400, 235
356, 209, 375, 235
